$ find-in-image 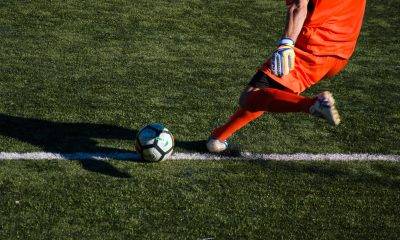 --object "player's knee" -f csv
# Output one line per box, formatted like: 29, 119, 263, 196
239, 88, 259, 110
